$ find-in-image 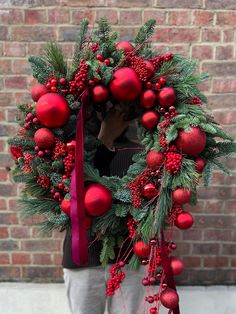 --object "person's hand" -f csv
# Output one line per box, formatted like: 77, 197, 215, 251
97, 107, 129, 150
